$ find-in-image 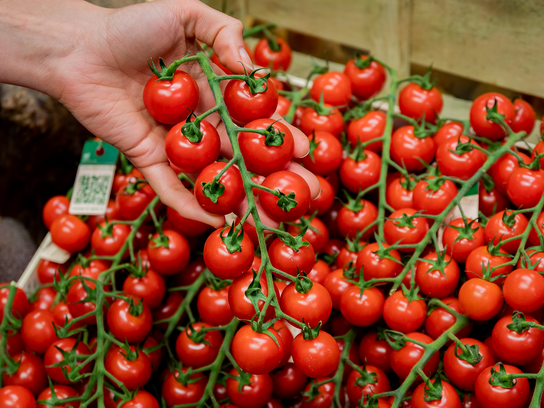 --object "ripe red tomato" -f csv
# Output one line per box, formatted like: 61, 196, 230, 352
358, 330, 393, 373
416, 252, 459, 298
347, 111, 386, 151
107, 297, 152, 344
239, 119, 294, 176
413, 177, 458, 216
490, 152, 531, 193
232, 324, 284, 374
479, 182, 511, 217
176, 322, 223, 368
344, 56, 386, 100
528, 211, 544, 246
0, 386, 37, 408
30, 287, 56, 311
3, 352, 46, 397
300, 131, 343, 175
475, 364, 529, 408
532, 140, 544, 168
384, 208, 429, 251
357, 242, 402, 281
197, 285, 234, 326
292, 330, 340, 378
224, 75, 278, 126
165, 119, 221, 173
42, 195, 69, 229
276, 95, 292, 117
228, 272, 277, 321
123, 268, 166, 310
386, 176, 416, 210
299, 105, 344, 138
152, 291, 184, 331
507, 167, 544, 208
143, 69, 199, 124
44, 338, 93, 384
310, 71, 352, 106
21, 310, 58, 354
301, 378, 345, 408
424, 297, 472, 340
195, 162, 245, 215
204, 227, 255, 280
307, 259, 331, 284
118, 391, 159, 408
147, 230, 190, 276
459, 278, 503, 321
280, 281, 332, 328
442, 218, 485, 263
51, 301, 77, 329
268, 237, 315, 277
271, 363, 309, 400
259, 171, 311, 222
437, 136, 487, 180
323, 268, 355, 309
115, 180, 157, 221
91, 222, 130, 257
469, 93, 515, 141
340, 149, 382, 193
66, 280, 105, 326
337, 199, 378, 239
162, 368, 206, 408
37, 385, 80, 408
383, 290, 427, 333
492, 314, 544, 365
286, 216, 329, 253
341, 286, 384, 327
37, 259, 68, 284
511, 99, 536, 134
69, 259, 109, 280
433, 121, 463, 146
465, 245, 512, 283
254, 37, 292, 71
390, 332, 440, 380
391, 126, 436, 171
226, 368, 273, 408
412, 379, 461, 408
105, 345, 152, 391
50, 214, 90, 253
399, 82, 443, 124
503, 268, 544, 313
112, 167, 143, 195
0, 331, 23, 358
484, 210, 528, 254
308, 176, 335, 215
346, 364, 390, 406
